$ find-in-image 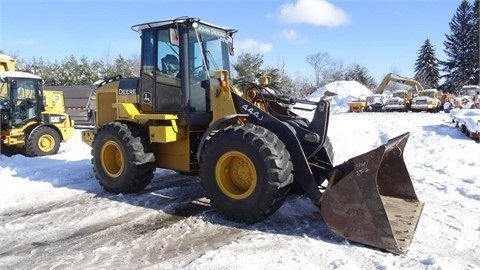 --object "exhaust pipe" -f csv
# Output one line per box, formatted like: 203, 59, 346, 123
320, 132, 424, 254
